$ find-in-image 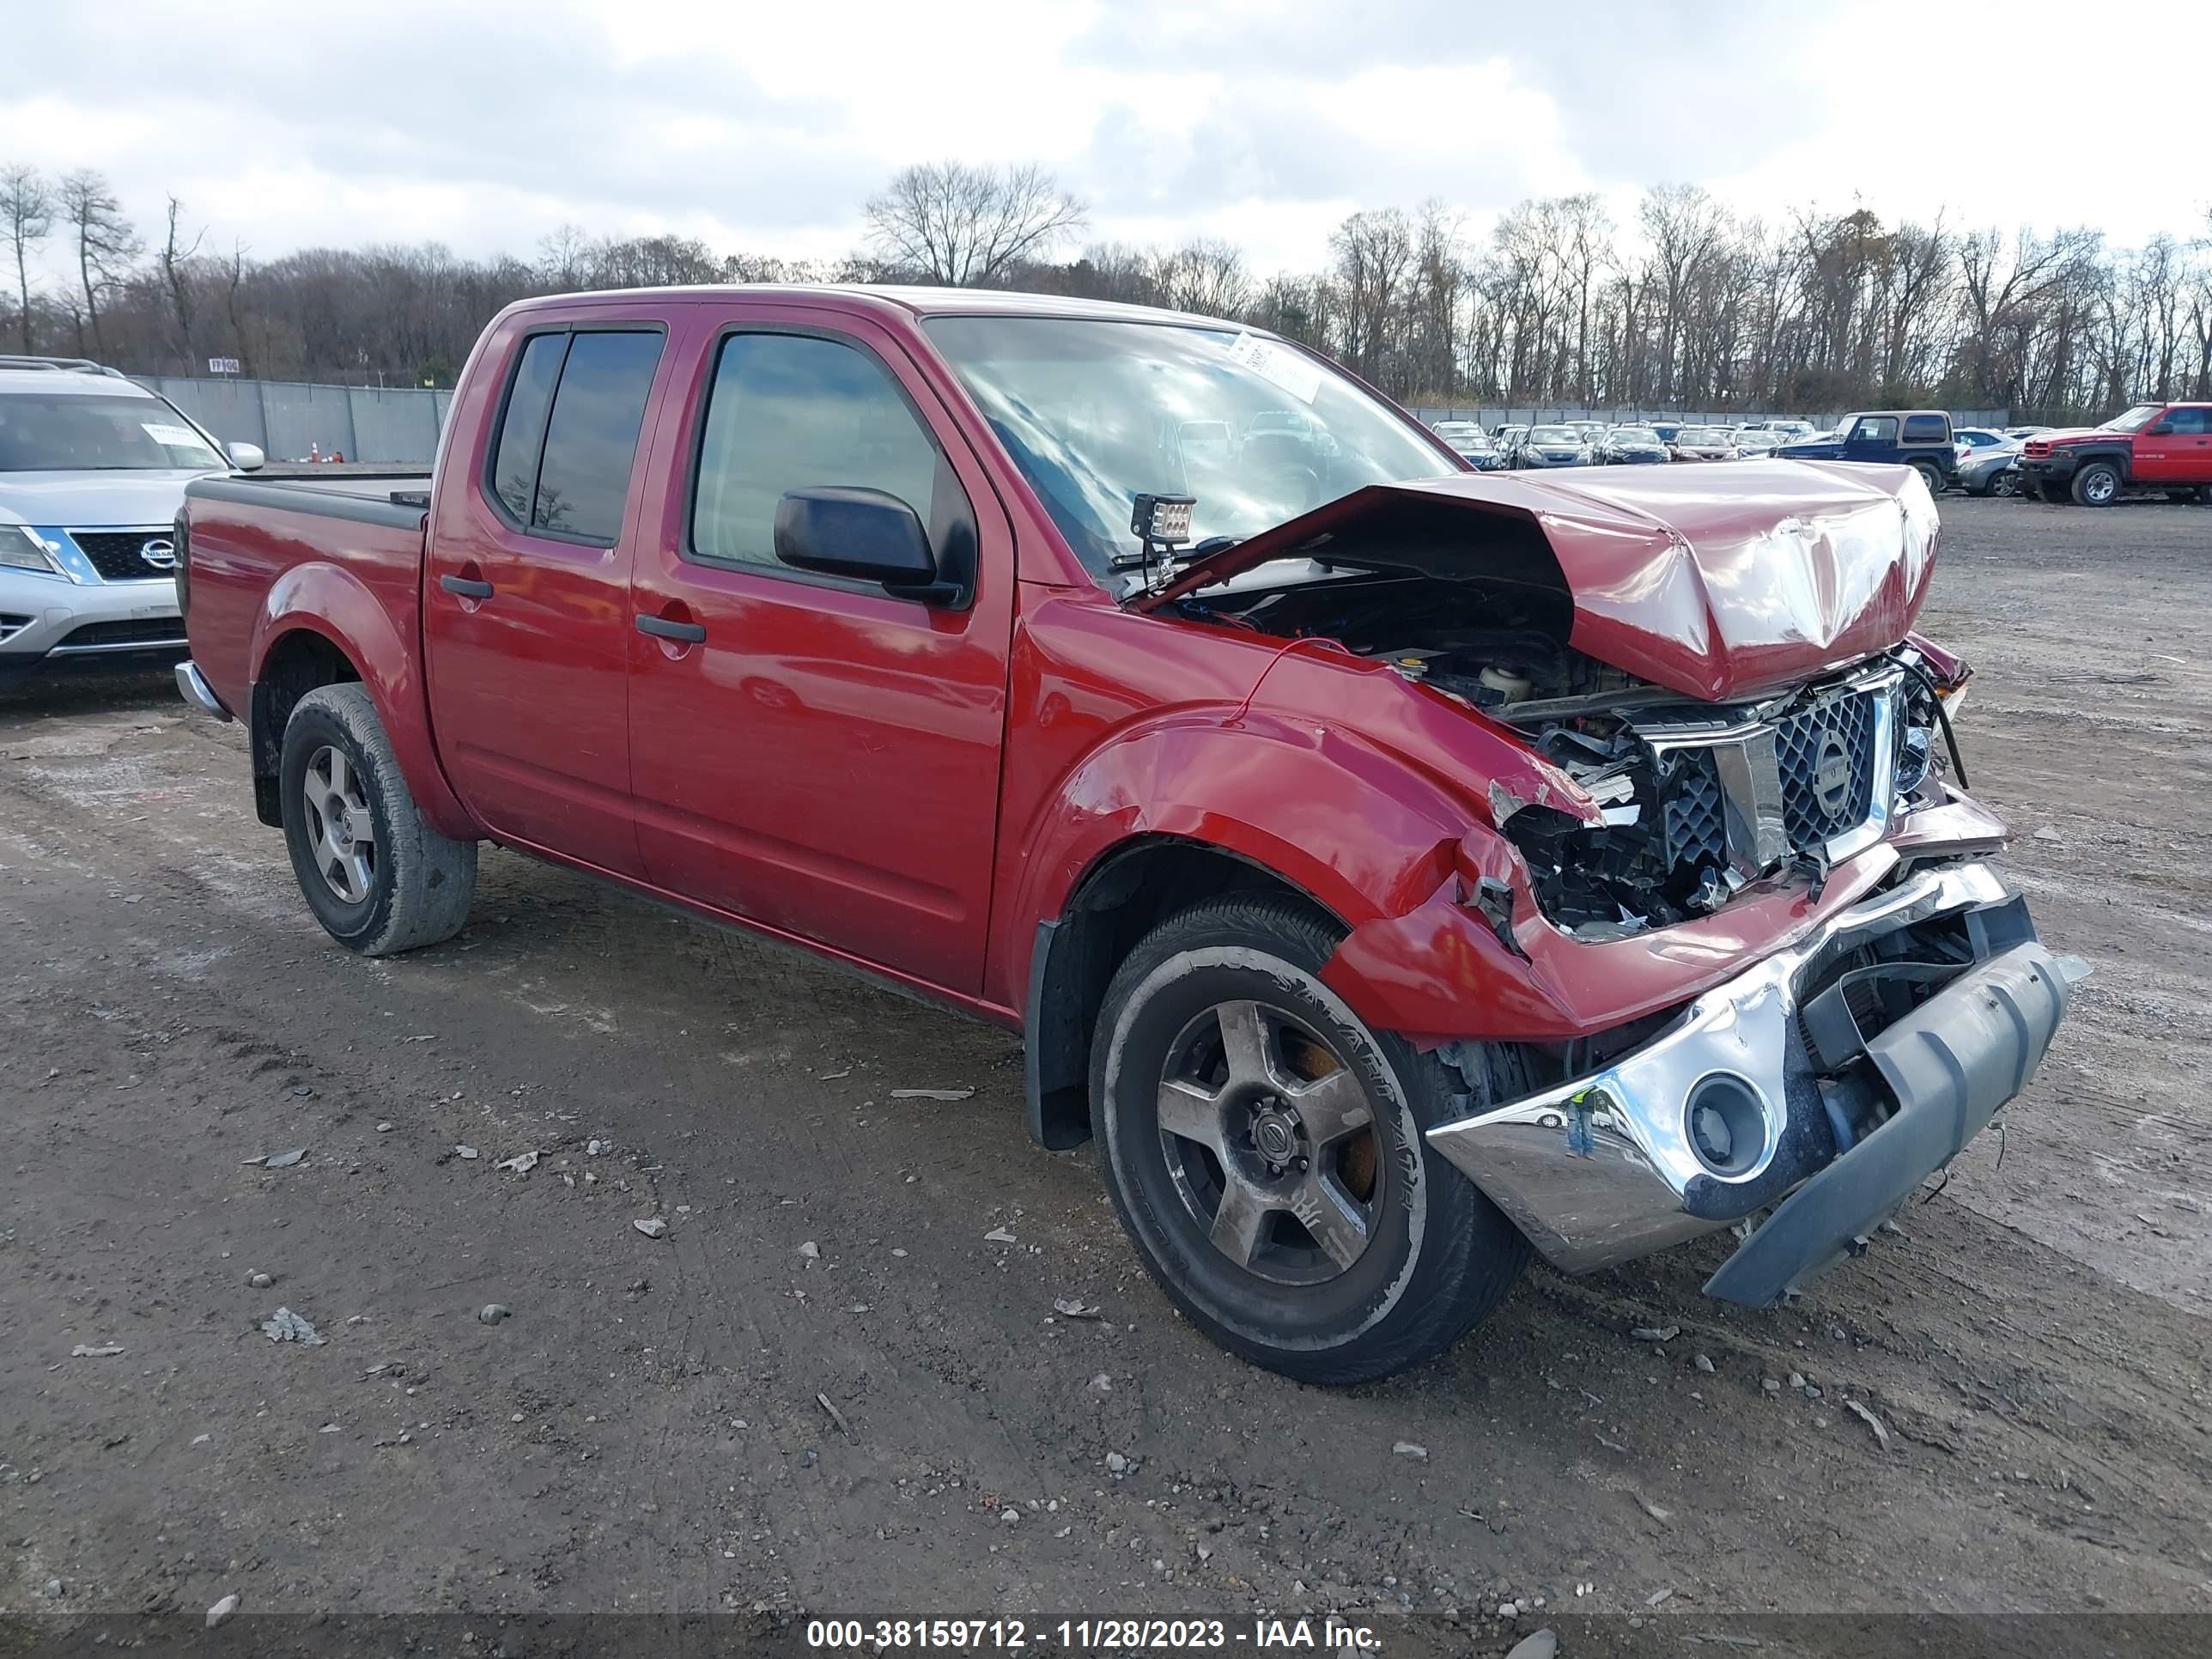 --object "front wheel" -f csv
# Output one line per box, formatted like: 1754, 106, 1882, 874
1091, 895, 1530, 1384
280, 684, 477, 956
2071, 461, 2121, 506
